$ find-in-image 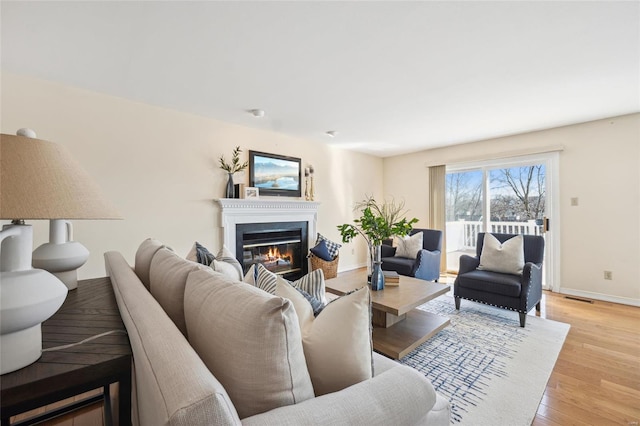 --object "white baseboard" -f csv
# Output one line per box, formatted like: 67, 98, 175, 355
557, 288, 640, 307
